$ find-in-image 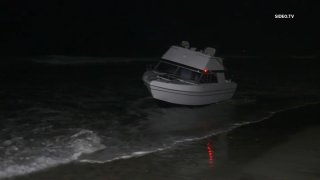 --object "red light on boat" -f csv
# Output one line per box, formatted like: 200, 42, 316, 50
203, 68, 208, 74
